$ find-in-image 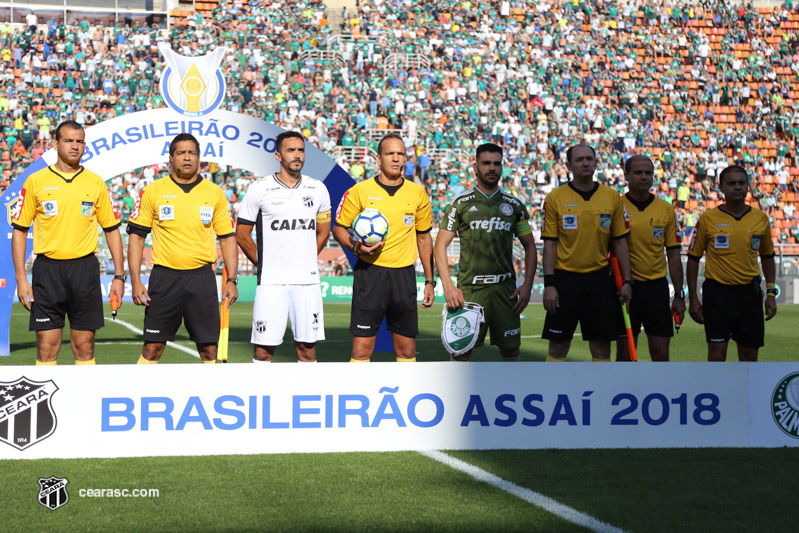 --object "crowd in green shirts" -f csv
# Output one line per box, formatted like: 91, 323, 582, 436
1, 0, 799, 246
